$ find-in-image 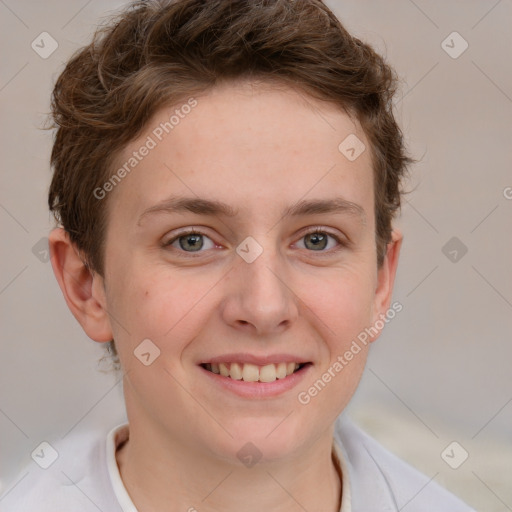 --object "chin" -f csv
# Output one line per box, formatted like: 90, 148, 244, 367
209, 415, 308, 464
